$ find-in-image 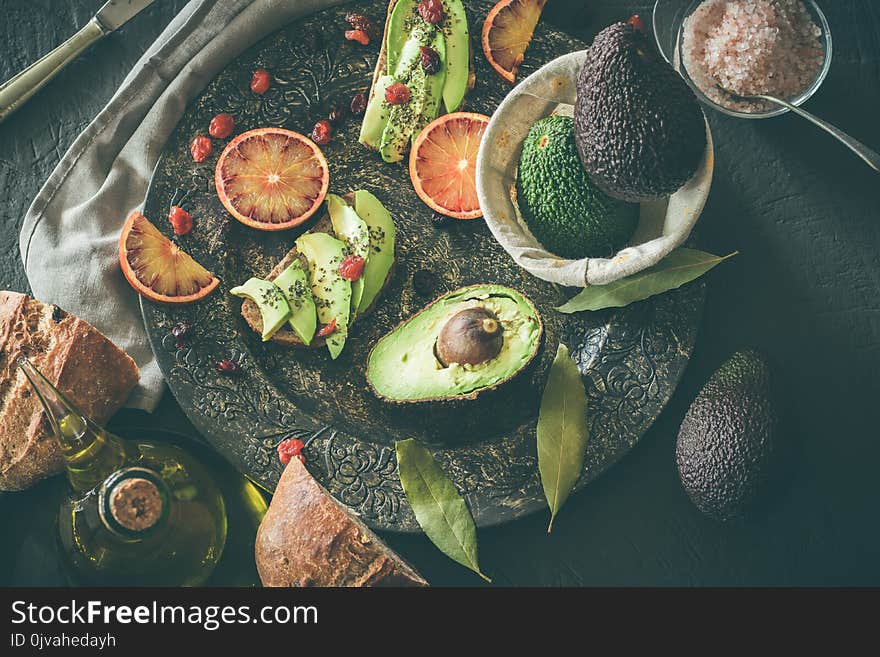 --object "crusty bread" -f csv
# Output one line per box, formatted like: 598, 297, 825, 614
255, 457, 428, 587
0, 291, 139, 491
240, 192, 395, 347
